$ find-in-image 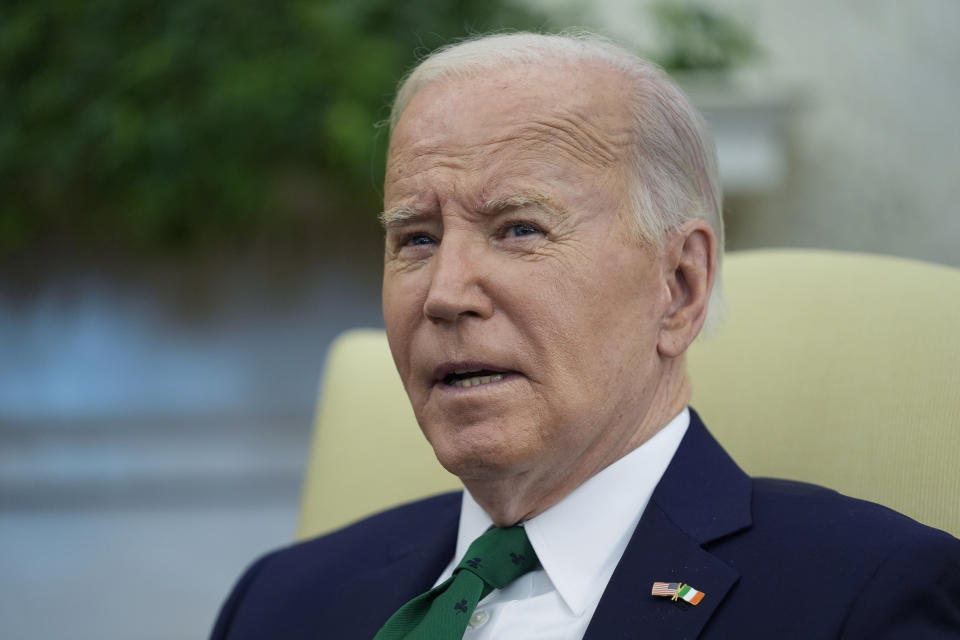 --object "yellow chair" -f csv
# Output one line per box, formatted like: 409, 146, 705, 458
297, 249, 960, 540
